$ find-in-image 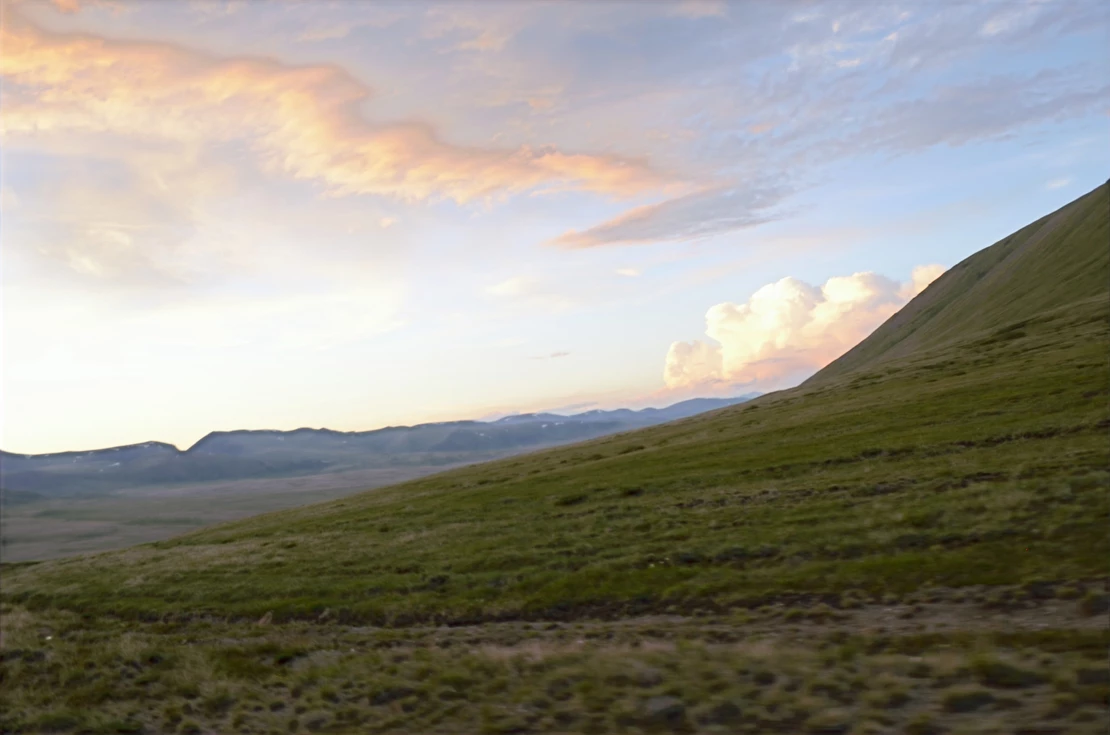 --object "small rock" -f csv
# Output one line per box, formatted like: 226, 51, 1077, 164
704, 701, 741, 725
634, 666, 664, 687
370, 687, 415, 706
257, 611, 273, 625
303, 711, 331, 731
642, 696, 686, 728
753, 670, 776, 685
944, 689, 995, 713
1078, 593, 1110, 617
1076, 667, 1110, 686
